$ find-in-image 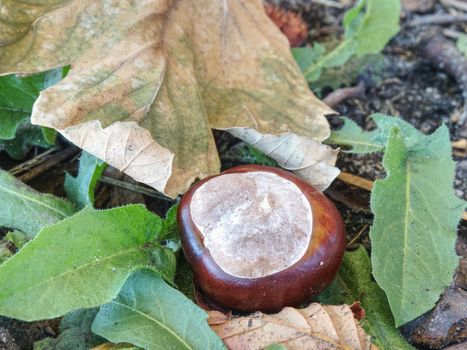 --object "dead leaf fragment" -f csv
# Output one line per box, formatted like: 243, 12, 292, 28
228, 128, 340, 191
208, 302, 373, 350
264, 4, 308, 47
0, 0, 336, 196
